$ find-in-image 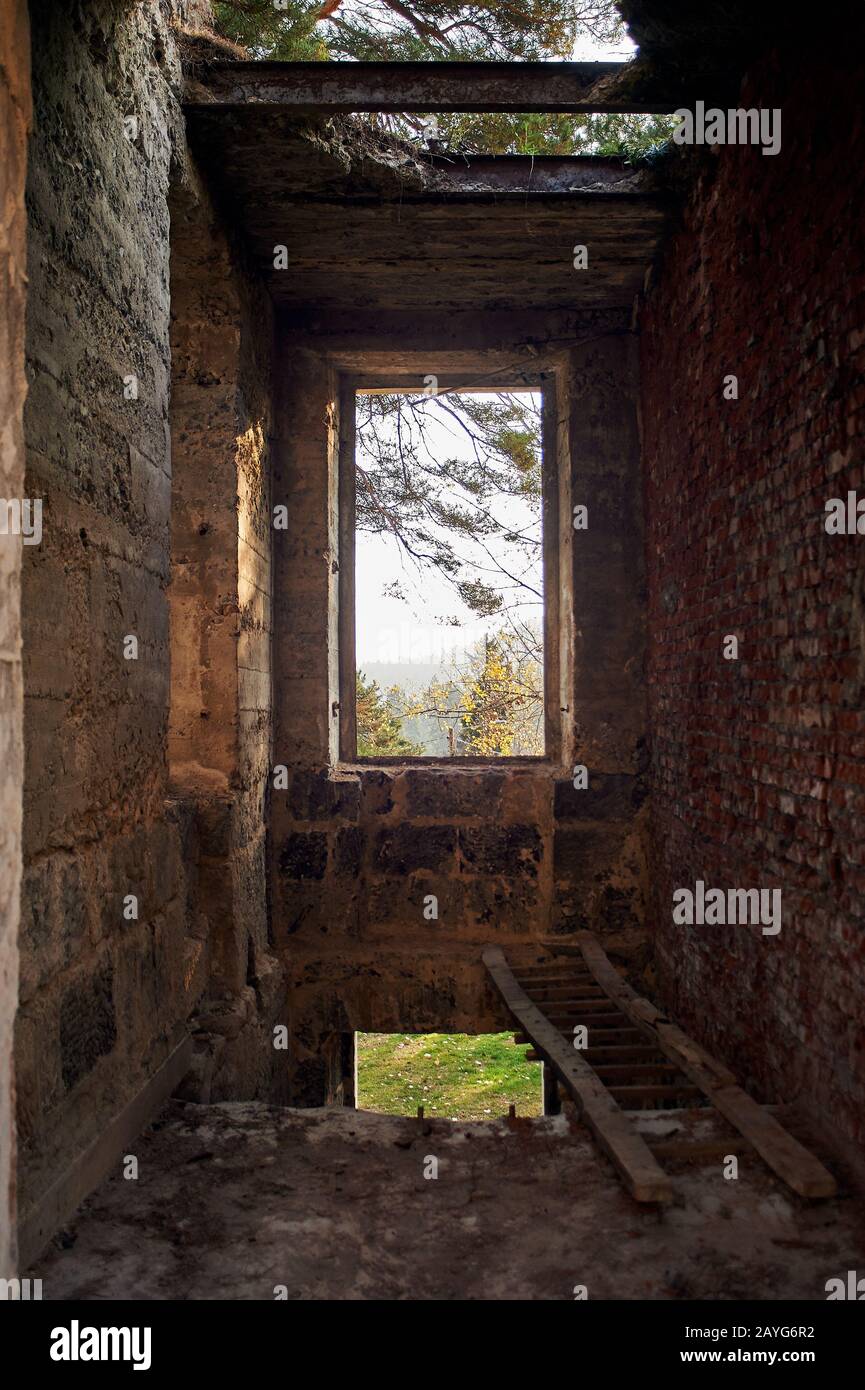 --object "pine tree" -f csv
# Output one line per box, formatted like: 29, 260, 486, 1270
356, 671, 422, 755
211, 3, 676, 158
